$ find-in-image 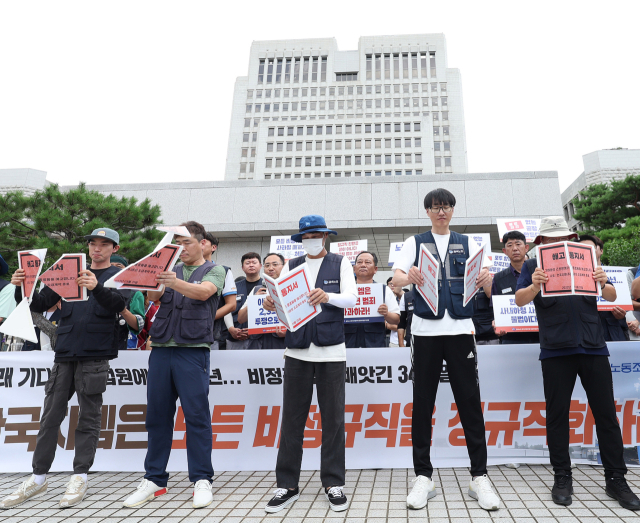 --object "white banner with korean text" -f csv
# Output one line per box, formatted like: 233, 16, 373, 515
1, 344, 640, 473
